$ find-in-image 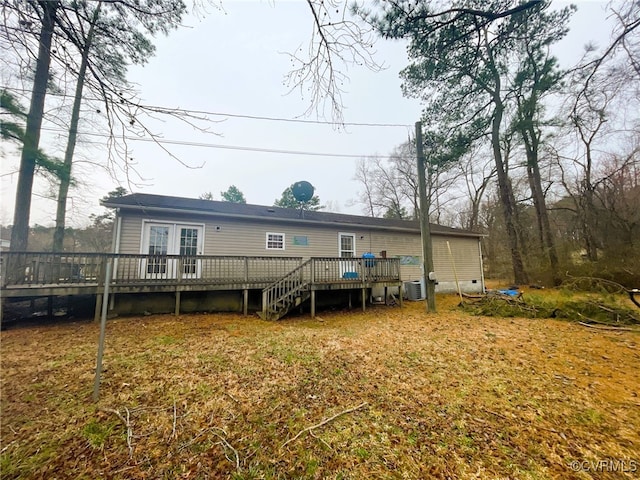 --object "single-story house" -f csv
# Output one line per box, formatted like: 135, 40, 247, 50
102, 193, 485, 299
